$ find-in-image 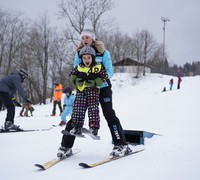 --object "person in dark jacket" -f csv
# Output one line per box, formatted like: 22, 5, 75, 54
0, 70, 31, 131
